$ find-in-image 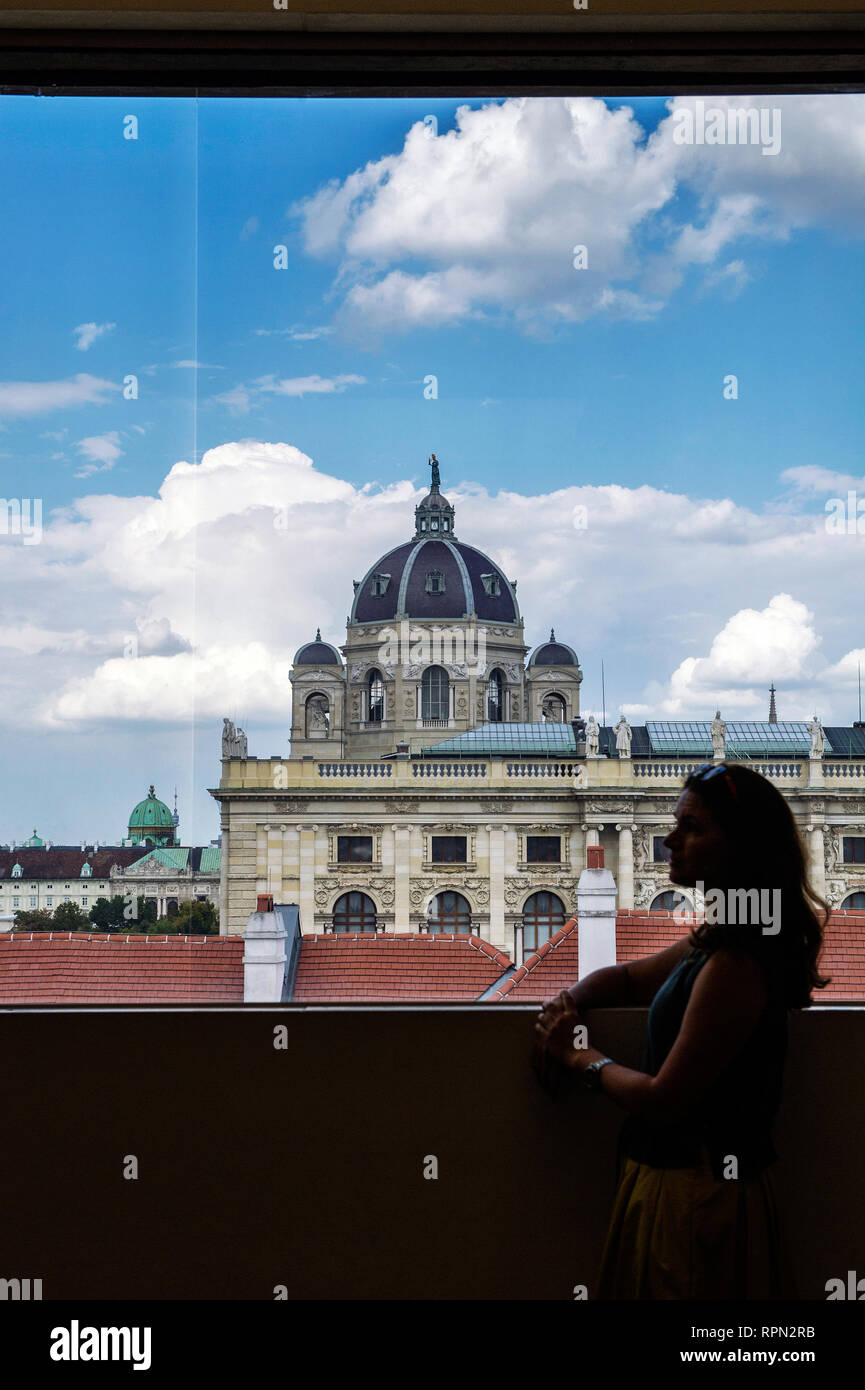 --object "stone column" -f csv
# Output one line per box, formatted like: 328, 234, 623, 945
298, 824, 316, 933
487, 824, 505, 946
577, 846, 618, 978
218, 812, 230, 935
809, 825, 827, 898
265, 823, 283, 899
393, 825, 410, 931
616, 824, 635, 910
